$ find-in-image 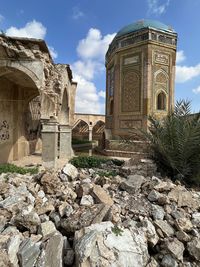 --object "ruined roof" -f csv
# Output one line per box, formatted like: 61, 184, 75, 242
0, 34, 52, 59
116, 19, 175, 37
